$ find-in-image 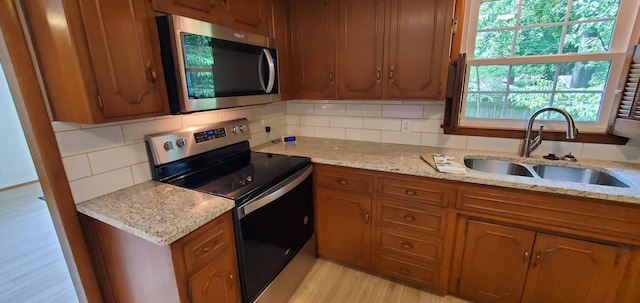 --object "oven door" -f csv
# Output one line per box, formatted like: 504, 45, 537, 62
234, 165, 314, 303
